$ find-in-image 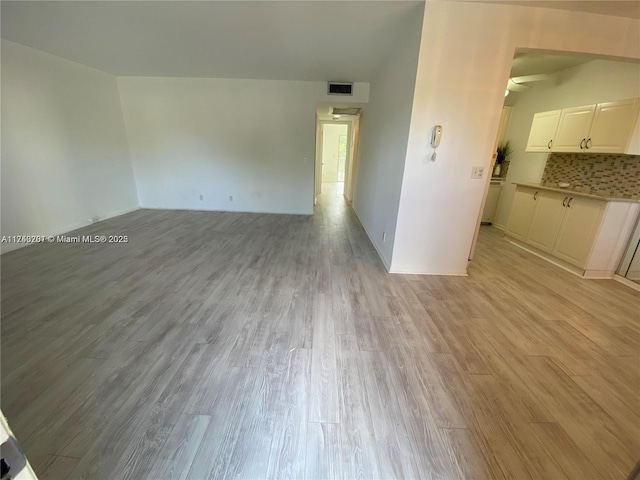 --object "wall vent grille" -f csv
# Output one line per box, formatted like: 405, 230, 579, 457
327, 82, 353, 96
